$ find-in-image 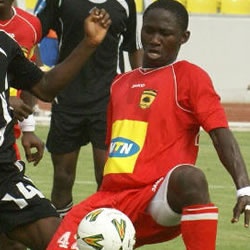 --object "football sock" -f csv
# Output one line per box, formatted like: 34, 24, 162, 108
181, 203, 218, 250
56, 201, 73, 218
